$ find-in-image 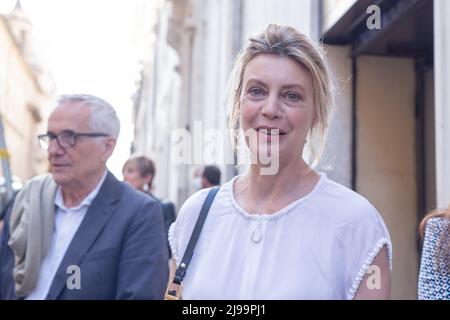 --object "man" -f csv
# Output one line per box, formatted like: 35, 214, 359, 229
201, 165, 221, 188
192, 165, 221, 191
0, 94, 168, 299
